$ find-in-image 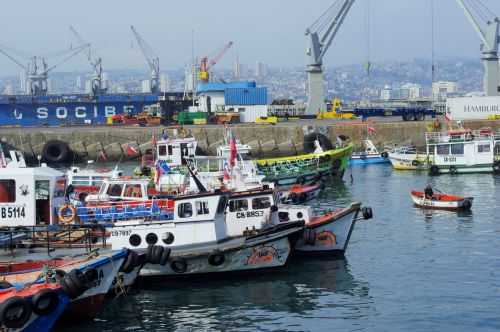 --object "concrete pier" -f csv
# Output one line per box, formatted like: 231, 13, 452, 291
1, 119, 499, 162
